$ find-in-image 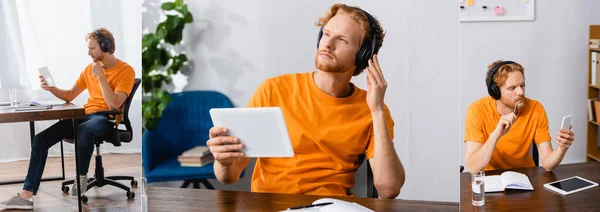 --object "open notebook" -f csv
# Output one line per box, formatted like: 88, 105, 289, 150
473, 171, 534, 193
